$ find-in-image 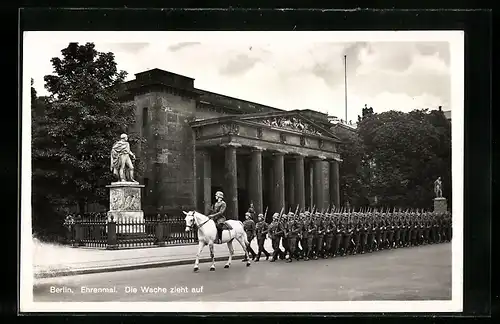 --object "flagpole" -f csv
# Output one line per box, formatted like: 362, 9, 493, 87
344, 54, 347, 123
